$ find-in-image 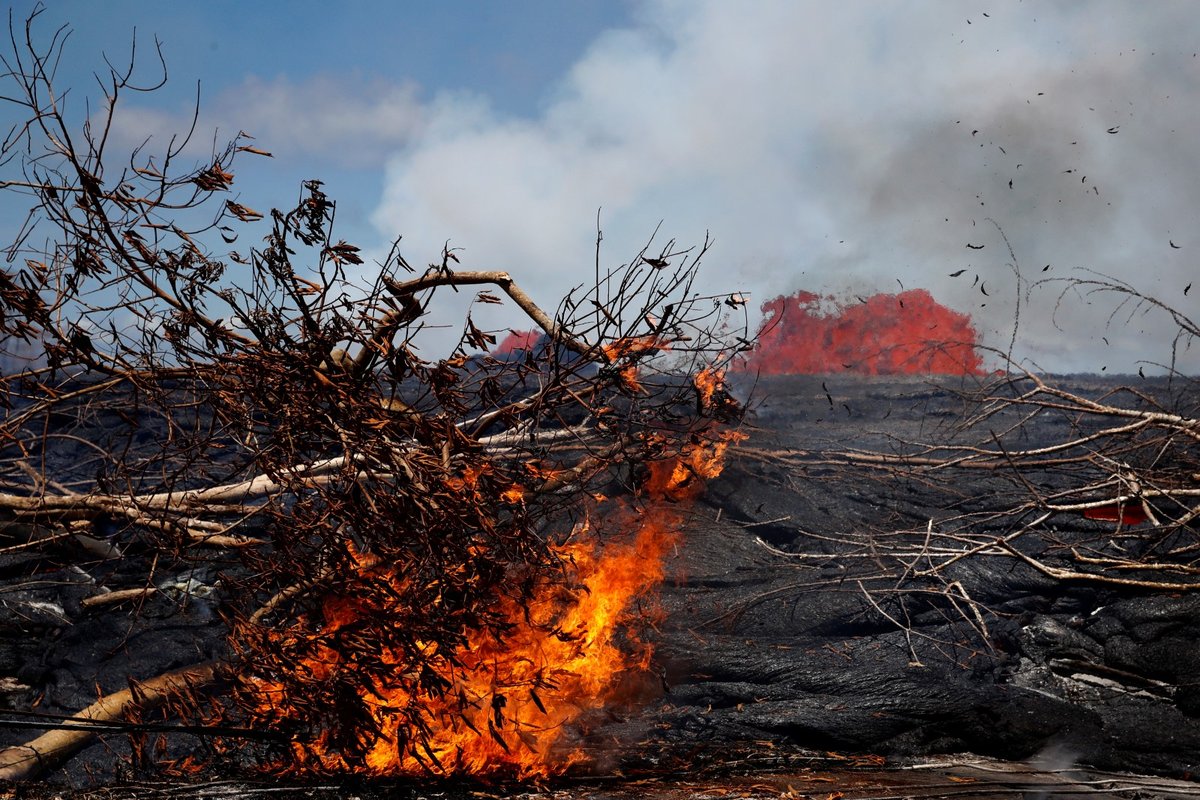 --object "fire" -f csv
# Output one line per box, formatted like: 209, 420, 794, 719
615, 364, 642, 393
242, 414, 741, 780
645, 426, 746, 502
494, 333, 671, 366
740, 289, 983, 375
500, 484, 527, 505
601, 335, 668, 363
262, 516, 674, 779
694, 367, 723, 410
